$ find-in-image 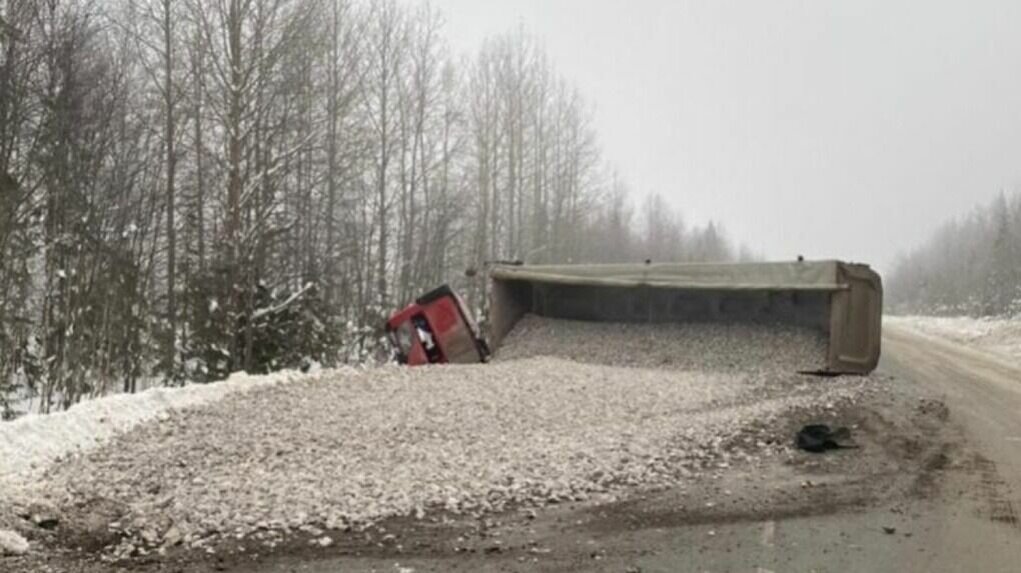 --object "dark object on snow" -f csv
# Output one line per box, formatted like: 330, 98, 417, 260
20, 504, 60, 530
33, 514, 59, 530
796, 424, 855, 453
